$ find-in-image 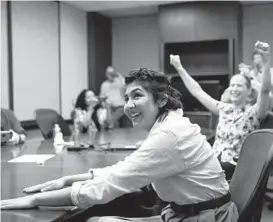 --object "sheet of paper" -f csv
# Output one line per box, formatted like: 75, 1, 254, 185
8, 154, 55, 163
